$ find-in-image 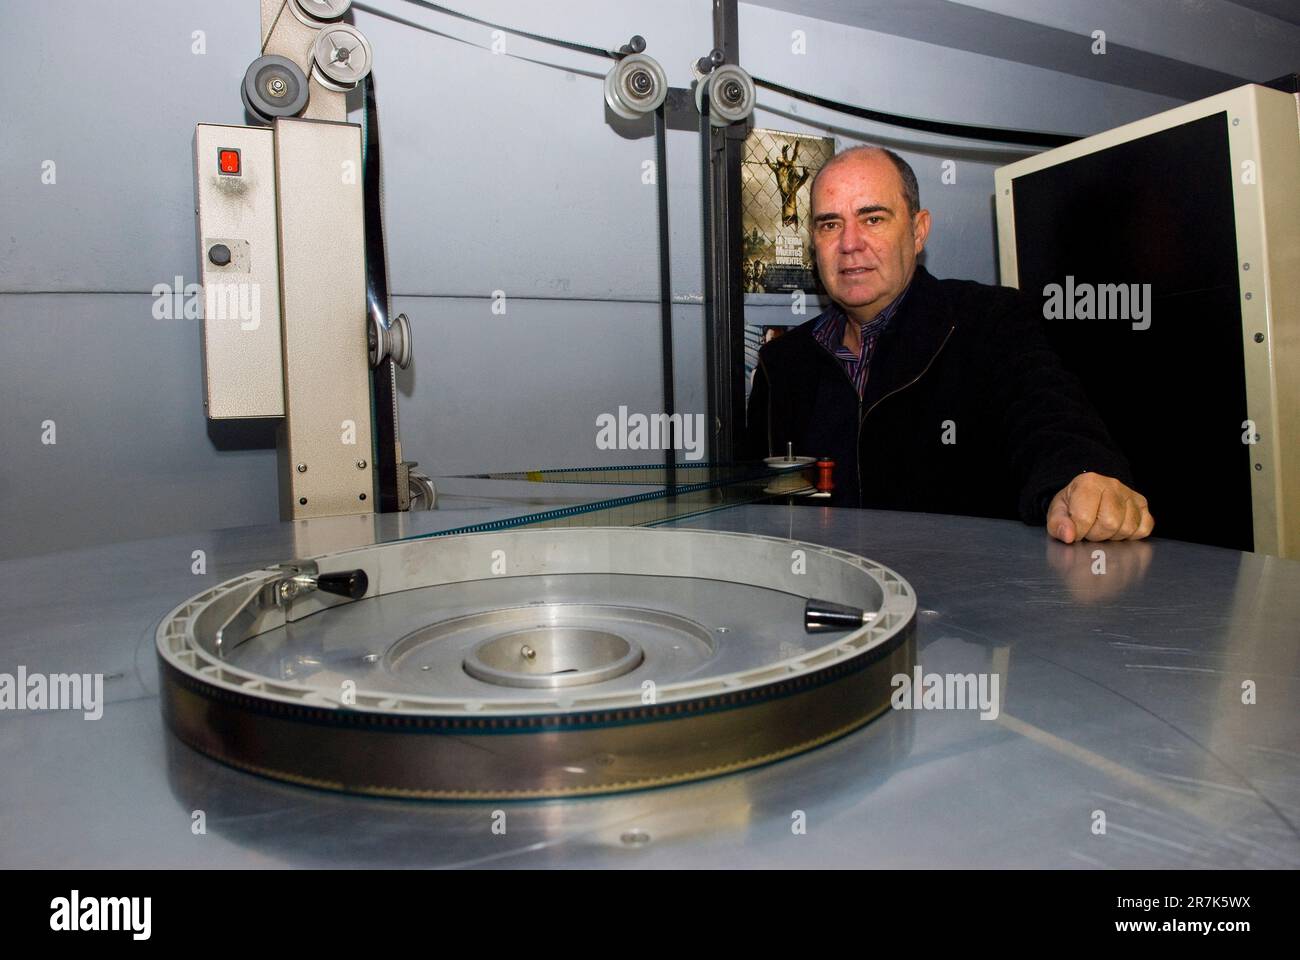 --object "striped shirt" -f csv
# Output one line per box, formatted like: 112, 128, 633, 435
811, 286, 910, 398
